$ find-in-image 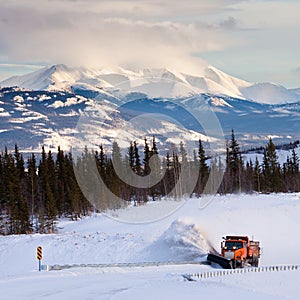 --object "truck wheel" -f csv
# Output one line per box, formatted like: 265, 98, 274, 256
232, 260, 237, 269
252, 258, 259, 267
241, 259, 246, 268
